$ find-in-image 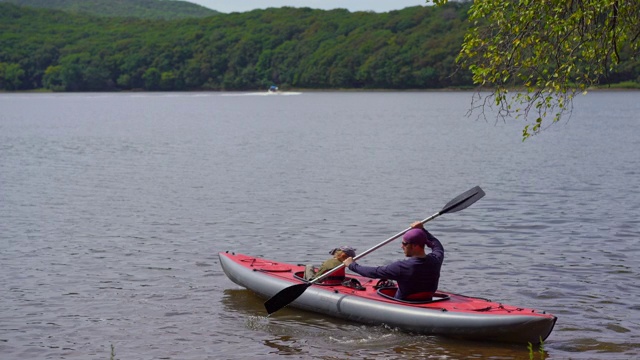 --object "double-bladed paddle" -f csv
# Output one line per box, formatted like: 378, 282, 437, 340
264, 186, 485, 315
